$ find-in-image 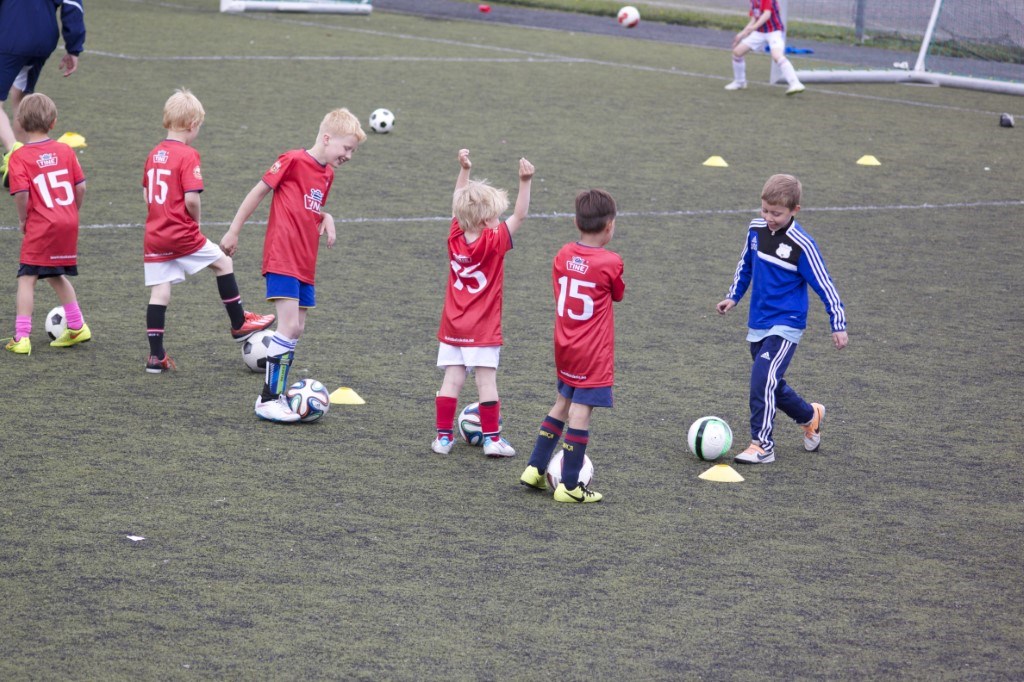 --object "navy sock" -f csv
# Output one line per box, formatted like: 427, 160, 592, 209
560, 428, 589, 489
527, 416, 565, 471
